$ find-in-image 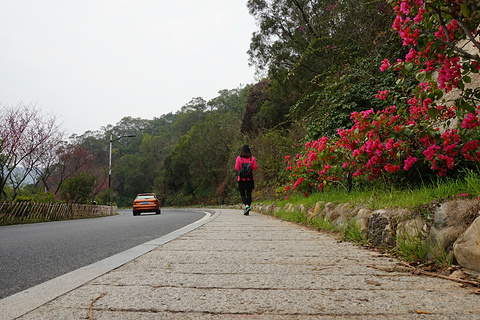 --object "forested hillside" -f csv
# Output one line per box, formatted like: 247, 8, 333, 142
2, 0, 479, 207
